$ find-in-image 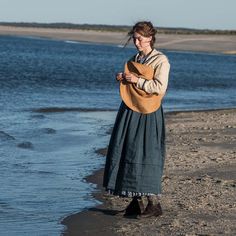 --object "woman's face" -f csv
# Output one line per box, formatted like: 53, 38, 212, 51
132, 32, 152, 52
